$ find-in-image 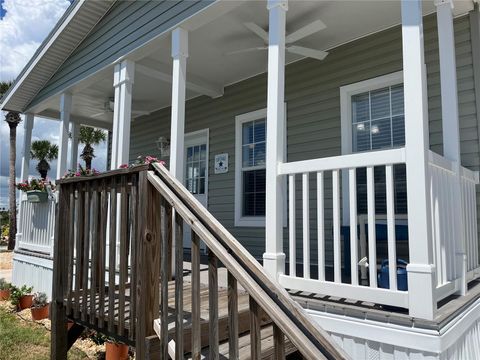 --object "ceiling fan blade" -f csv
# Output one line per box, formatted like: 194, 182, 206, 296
91, 111, 107, 118
287, 45, 329, 61
286, 19, 327, 44
226, 46, 268, 56
243, 22, 269, 43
